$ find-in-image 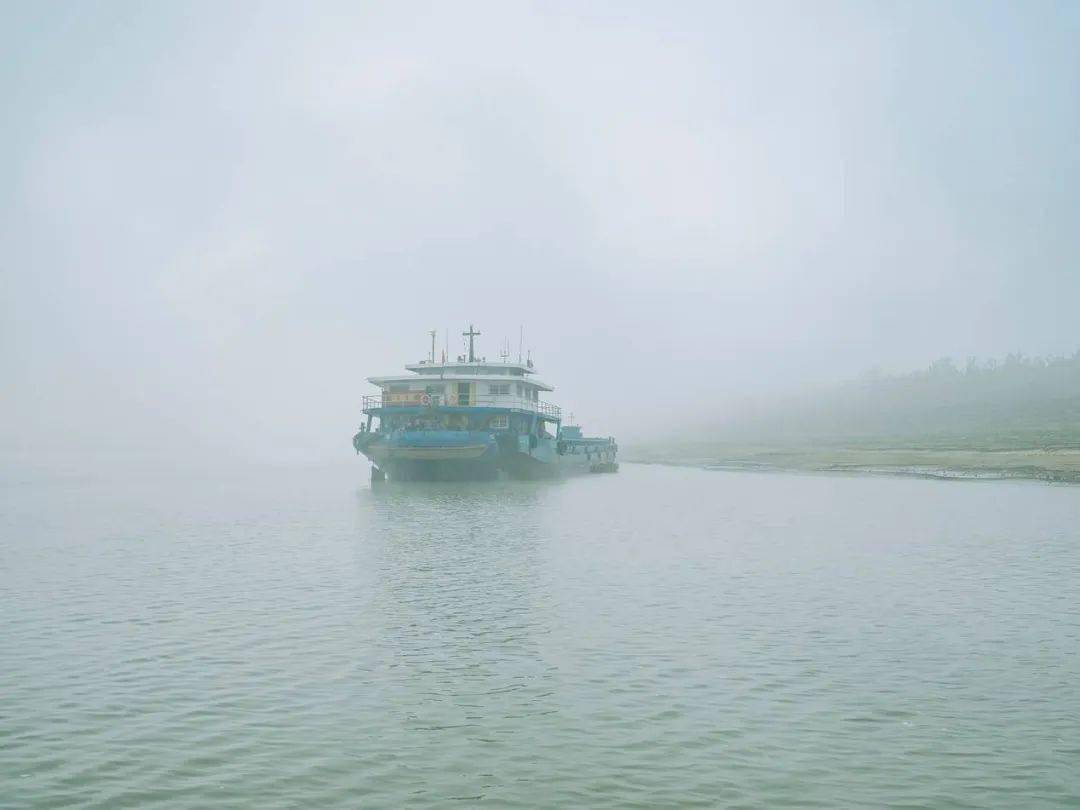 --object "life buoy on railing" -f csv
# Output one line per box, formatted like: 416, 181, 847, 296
447, 394, 457, 405
420, 393, 431, 406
